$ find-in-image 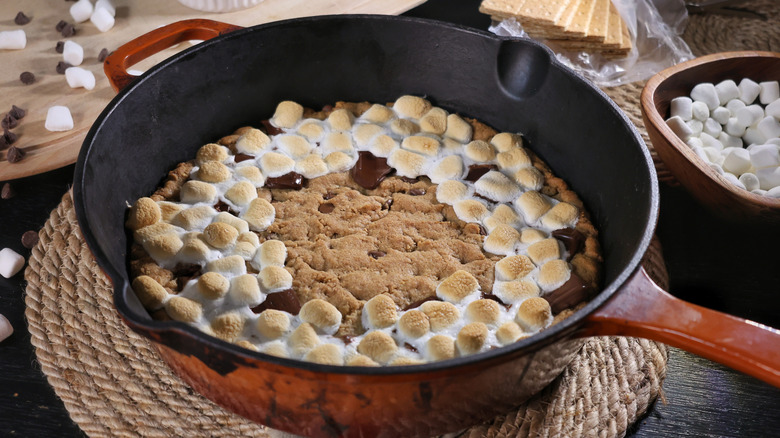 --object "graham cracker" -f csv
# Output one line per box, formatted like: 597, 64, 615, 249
565, 0, 598, 36
583, 0, 610, 42
516, 0, 574, 26
479, 0, 527, 18
602, 2, 623, 48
